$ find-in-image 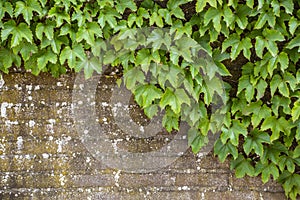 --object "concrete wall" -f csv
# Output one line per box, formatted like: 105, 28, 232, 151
0, 72, 286, 199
